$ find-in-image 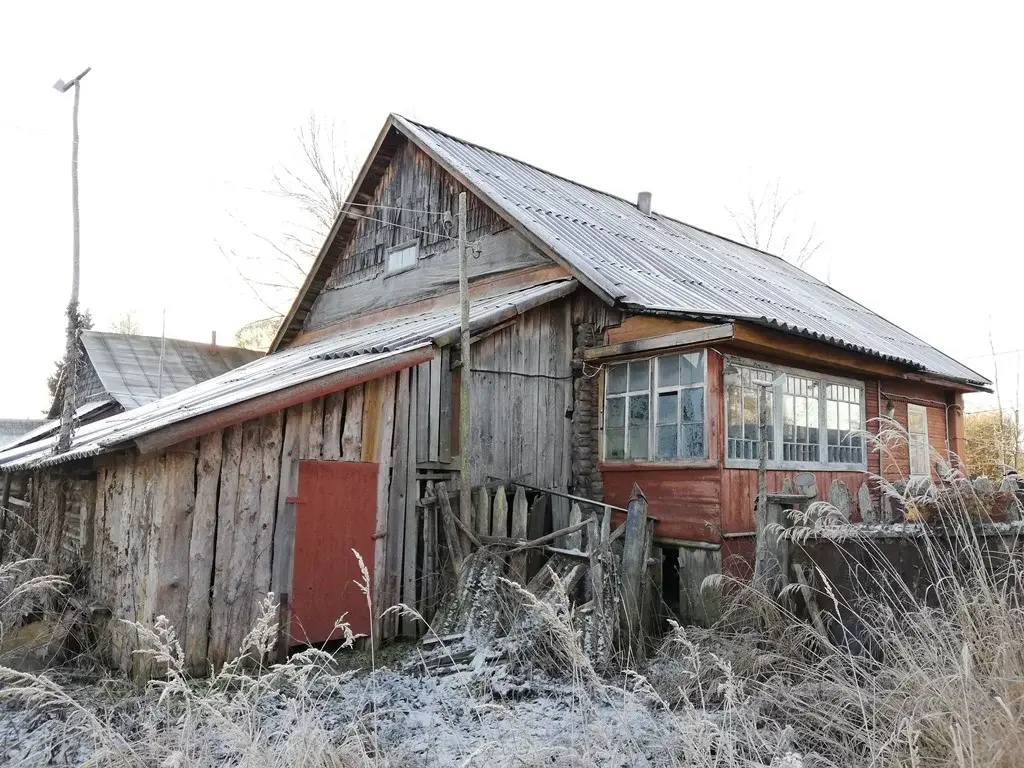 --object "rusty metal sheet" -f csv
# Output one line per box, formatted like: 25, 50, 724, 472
395, 115, 988, 388
290, 460, 378, 645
